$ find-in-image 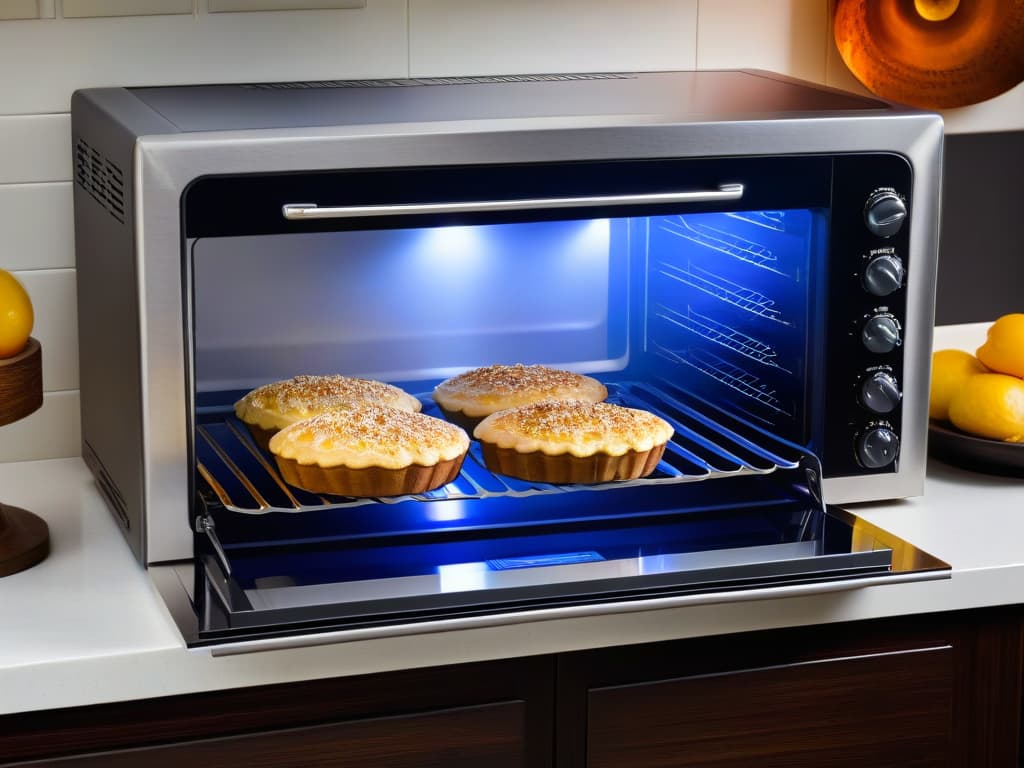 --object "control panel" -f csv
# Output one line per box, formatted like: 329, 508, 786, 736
822, 157, 912, 477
